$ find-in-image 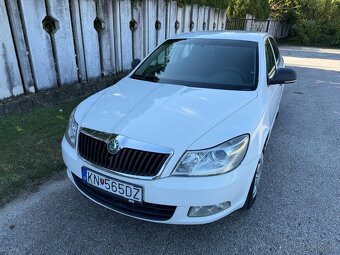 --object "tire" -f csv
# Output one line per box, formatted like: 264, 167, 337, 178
244, 154, 264, 210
